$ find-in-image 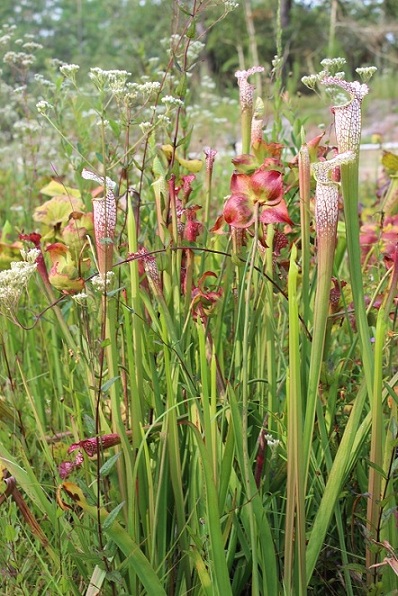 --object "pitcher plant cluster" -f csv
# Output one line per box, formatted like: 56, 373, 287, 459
1, 20, 397, 594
